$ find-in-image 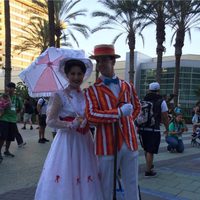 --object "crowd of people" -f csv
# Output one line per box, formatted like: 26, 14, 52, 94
0, 83, 51, 164
0, 44, 199, 200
